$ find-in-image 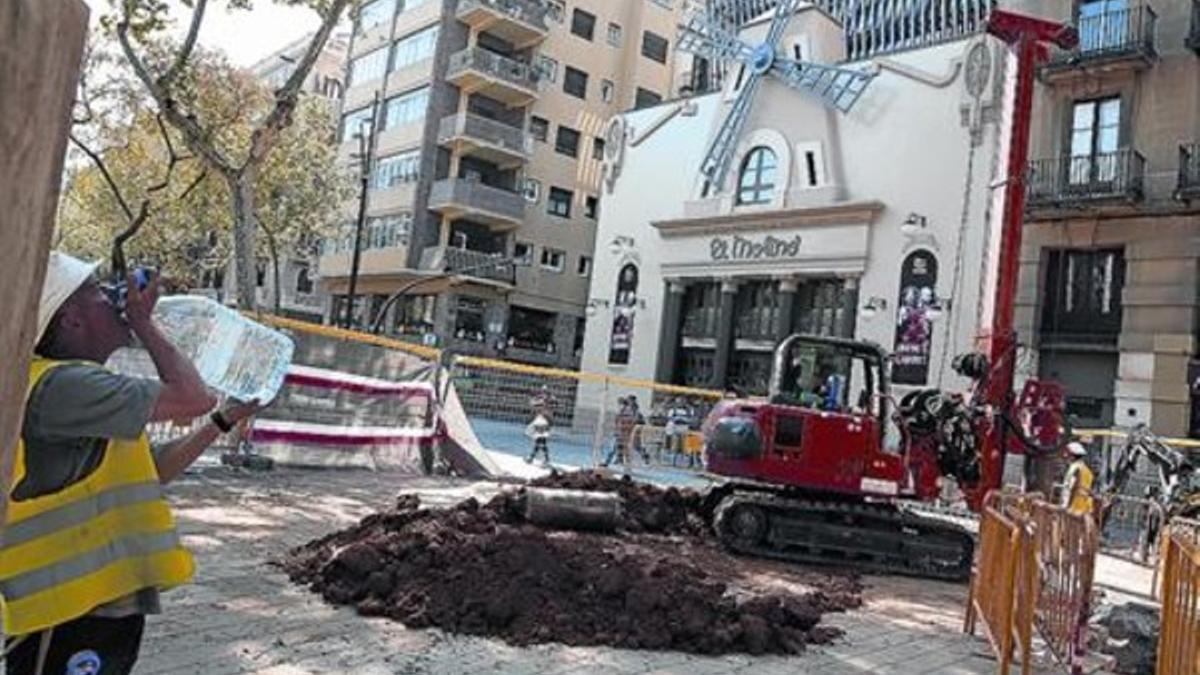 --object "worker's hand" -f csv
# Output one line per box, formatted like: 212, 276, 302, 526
124, 272, 160, 331
220, 398, 264, 426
